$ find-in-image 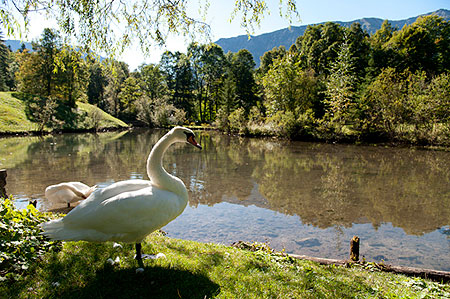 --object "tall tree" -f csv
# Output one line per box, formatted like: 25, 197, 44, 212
385, 15, 450, 75
262, 54, 319, 117
15, 49, 44, 94
0, 29, 10, 91
324, 39, 357, 124
137, 63, 167, 102
257, 46, 287, 77
103, 60, 130, 116
229, 49, 258, 114
160, 51, 195, 119
201, 43, 226, 121
188, 43, 207, 121
367, 20, 396, 78
54, 45, 87, 107
32, 28, 61, 96
87, 58, 108, 109
346, 23, 370, 79
298, 22, 345, 75
118, 75, 142, 120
